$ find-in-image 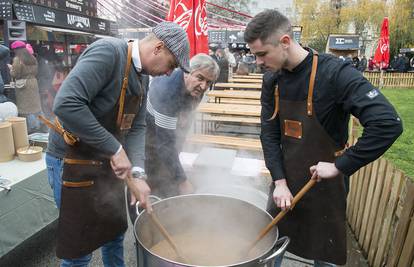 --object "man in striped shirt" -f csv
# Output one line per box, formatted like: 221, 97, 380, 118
145, 53, 219, 197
